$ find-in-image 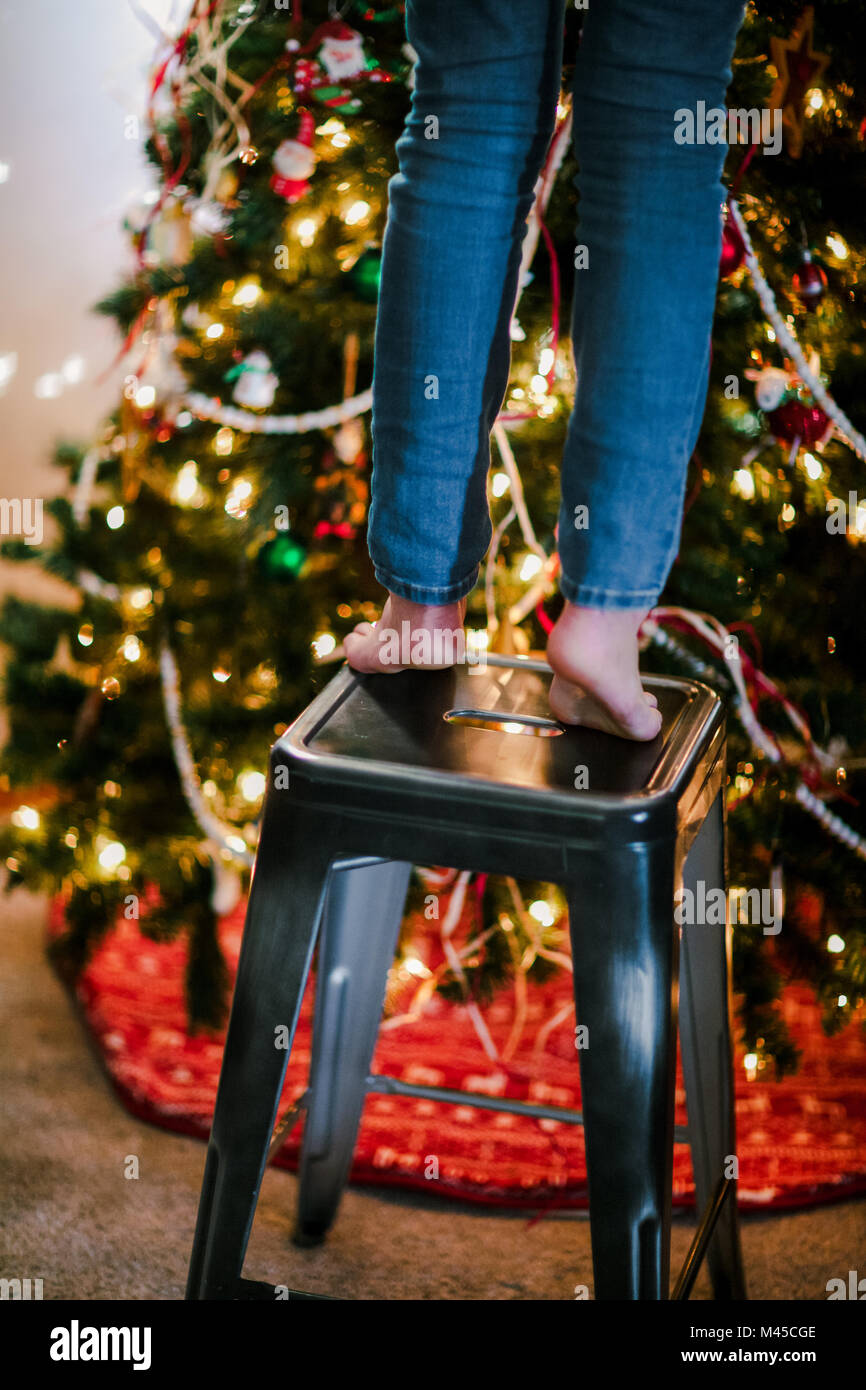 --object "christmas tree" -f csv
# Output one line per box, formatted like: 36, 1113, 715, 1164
2, 0, 865, 1076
